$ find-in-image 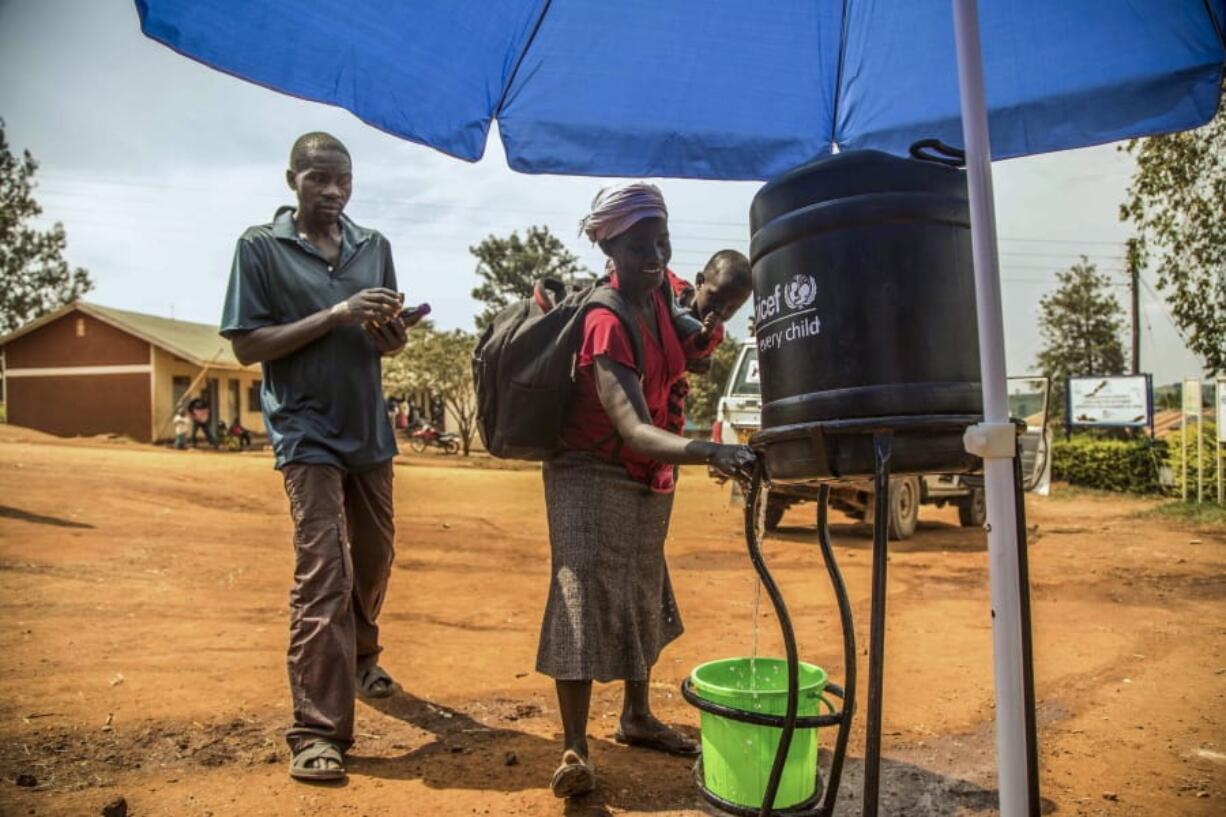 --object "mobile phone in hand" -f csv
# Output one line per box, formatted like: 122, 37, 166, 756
397, 302, 431, 328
